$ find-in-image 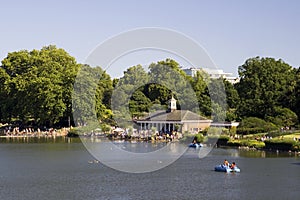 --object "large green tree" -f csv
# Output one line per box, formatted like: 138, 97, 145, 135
148, 59, 198, 112
236, 57, 296, 121
0, 45, 80, 126
189, 70, 211, 117
291, 67, 300, 121
72, 64, 113, 126
111, 64, 149, 125
224, 79, 240, 121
